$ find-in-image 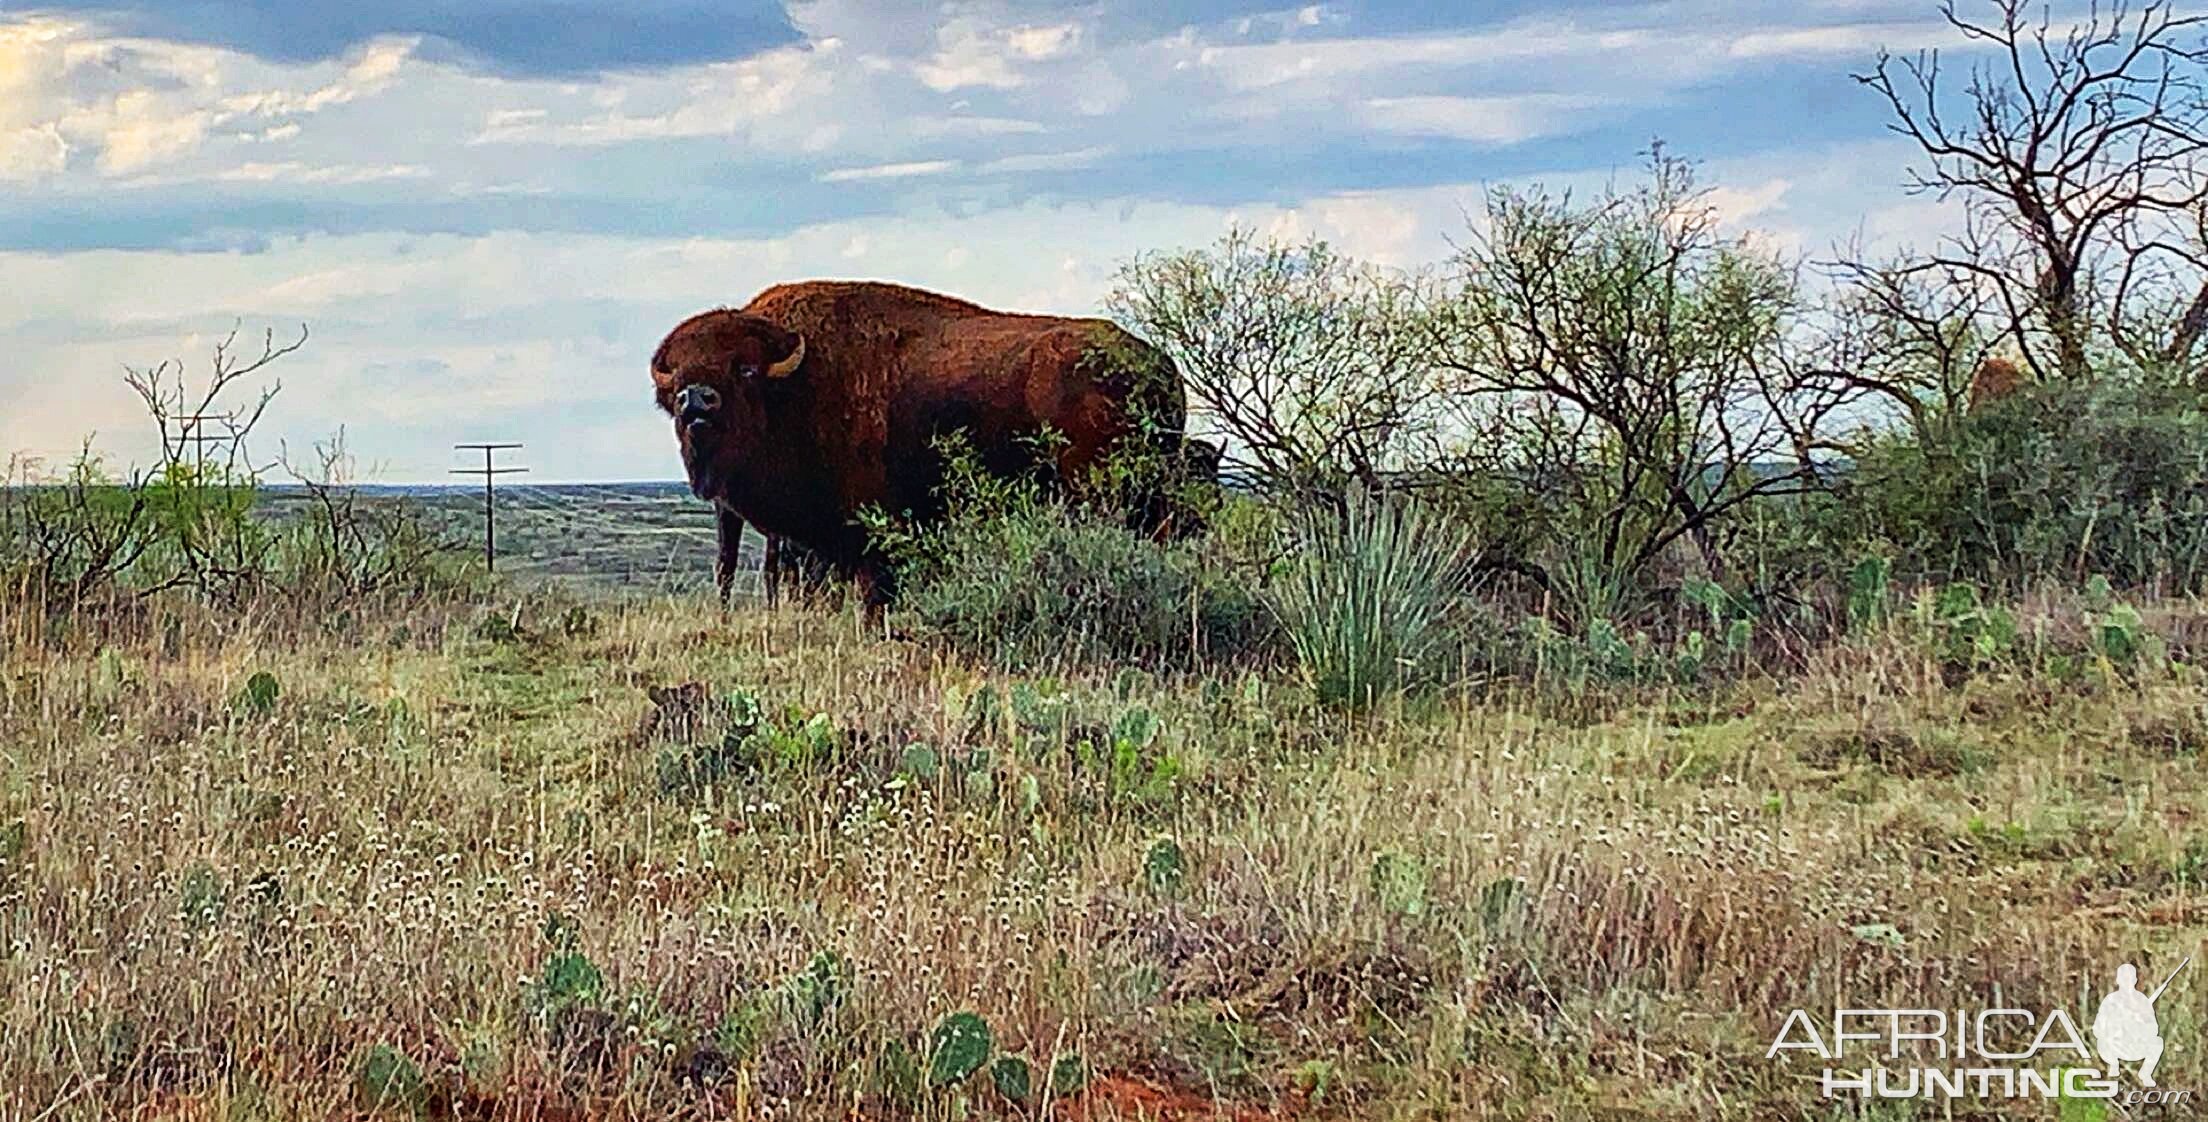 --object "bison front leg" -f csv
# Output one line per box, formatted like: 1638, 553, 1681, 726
852, 557, 895, 612
714, 506, 745, 605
